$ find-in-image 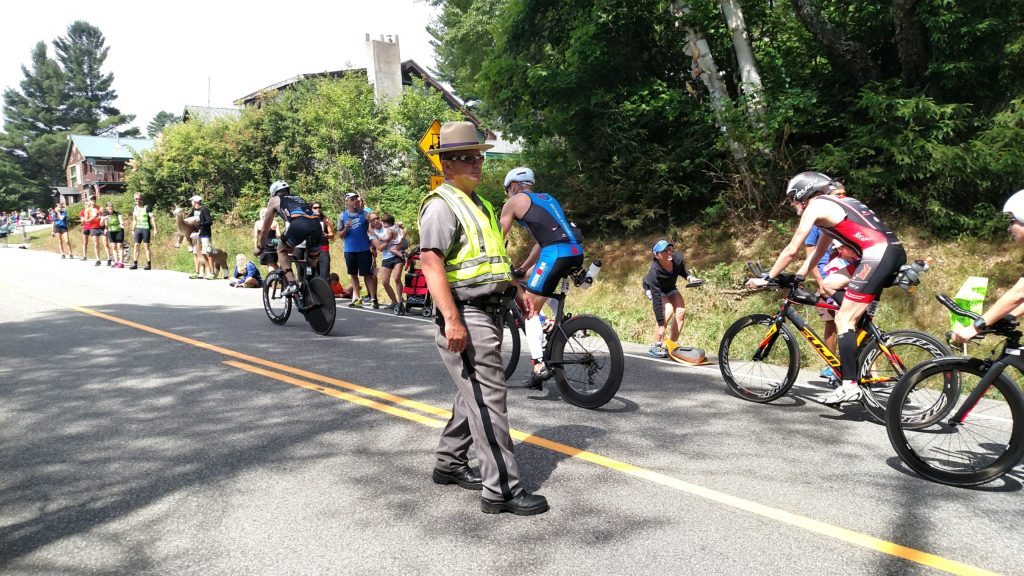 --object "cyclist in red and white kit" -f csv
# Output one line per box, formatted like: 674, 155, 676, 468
746, 171, 906, 405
